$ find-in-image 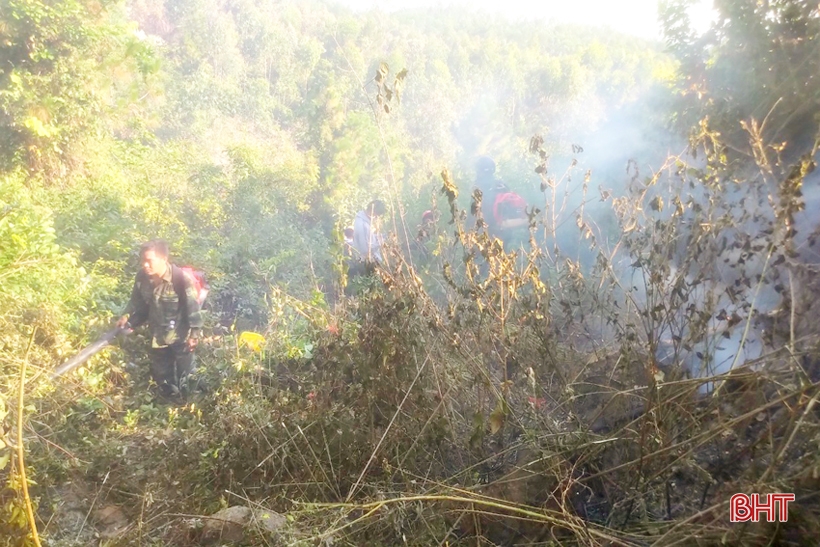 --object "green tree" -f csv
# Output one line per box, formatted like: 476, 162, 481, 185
661, 0, 820, 153
0, 0, 155, 178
